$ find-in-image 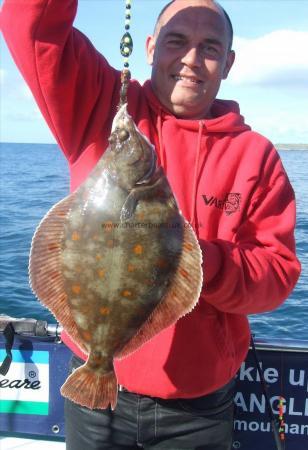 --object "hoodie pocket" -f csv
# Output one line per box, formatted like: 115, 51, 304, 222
200, 303, 235, 365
